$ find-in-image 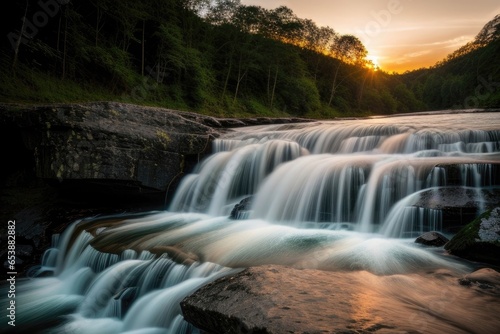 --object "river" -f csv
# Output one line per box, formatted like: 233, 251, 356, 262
2, 112, 500, 333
